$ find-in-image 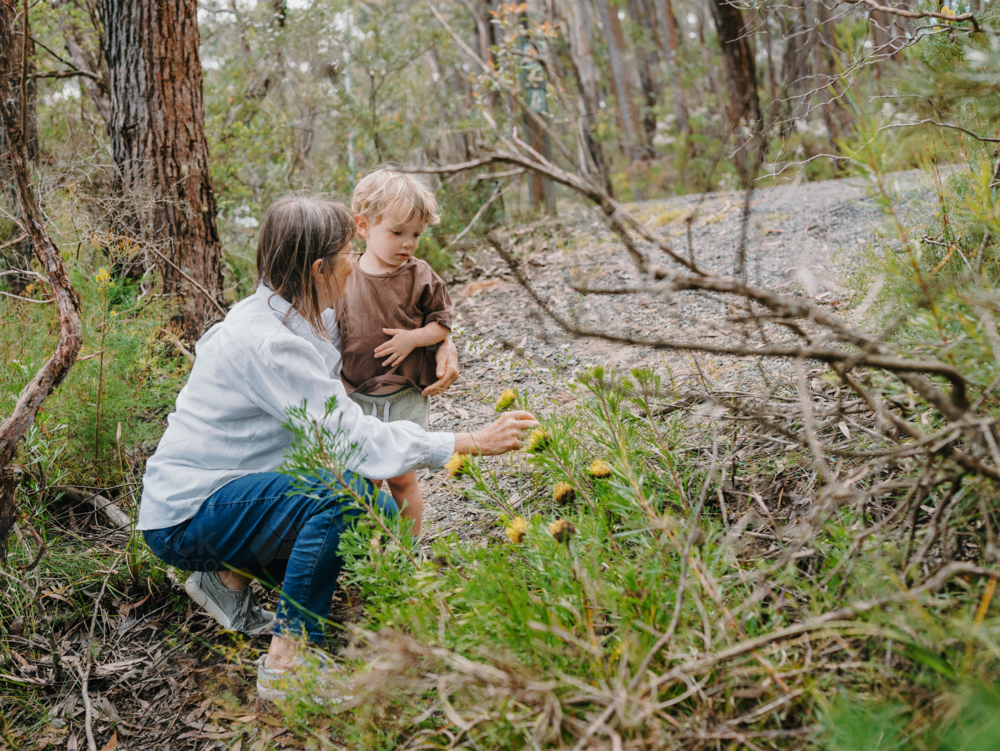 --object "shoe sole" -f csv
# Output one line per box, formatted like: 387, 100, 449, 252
184, 576, 274, 636
256, 682, 352, 704
257, 682, 287, 702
